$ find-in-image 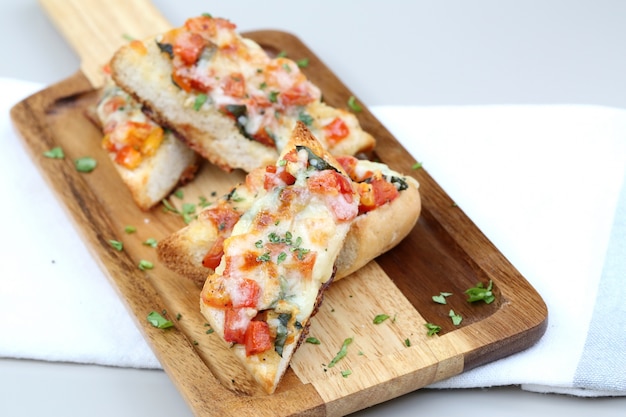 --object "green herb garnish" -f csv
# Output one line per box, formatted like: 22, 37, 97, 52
268, 91, 279, 103
425, 323, 441, 336
147, 311, 173, 329
124, 225, 136, 234
373, 314, 390, 324
412, 161, 423, 170
347, 96, 362, 112
108, 240, 123, 251
341, 370, 352, 378
465, 280, 495, 304
296, 58, 309, 68
449, 309, 463, 326
193, 93, 208, 111
143, 238, 158, 248
43, 147, 64, 159
305, 337, 321, 345
138, 260, 154, 271
432, 292, 452, 304
328, 337, 353, 368
74, 157, 97, 173
404, 338, 411, 347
